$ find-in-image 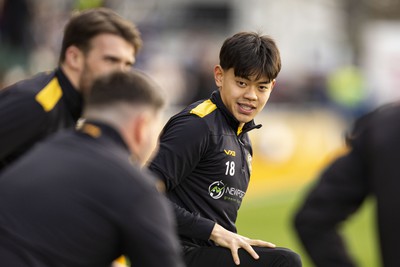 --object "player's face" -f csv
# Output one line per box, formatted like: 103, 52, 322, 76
214, 66, 275, 127
79, 33, 135, 93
